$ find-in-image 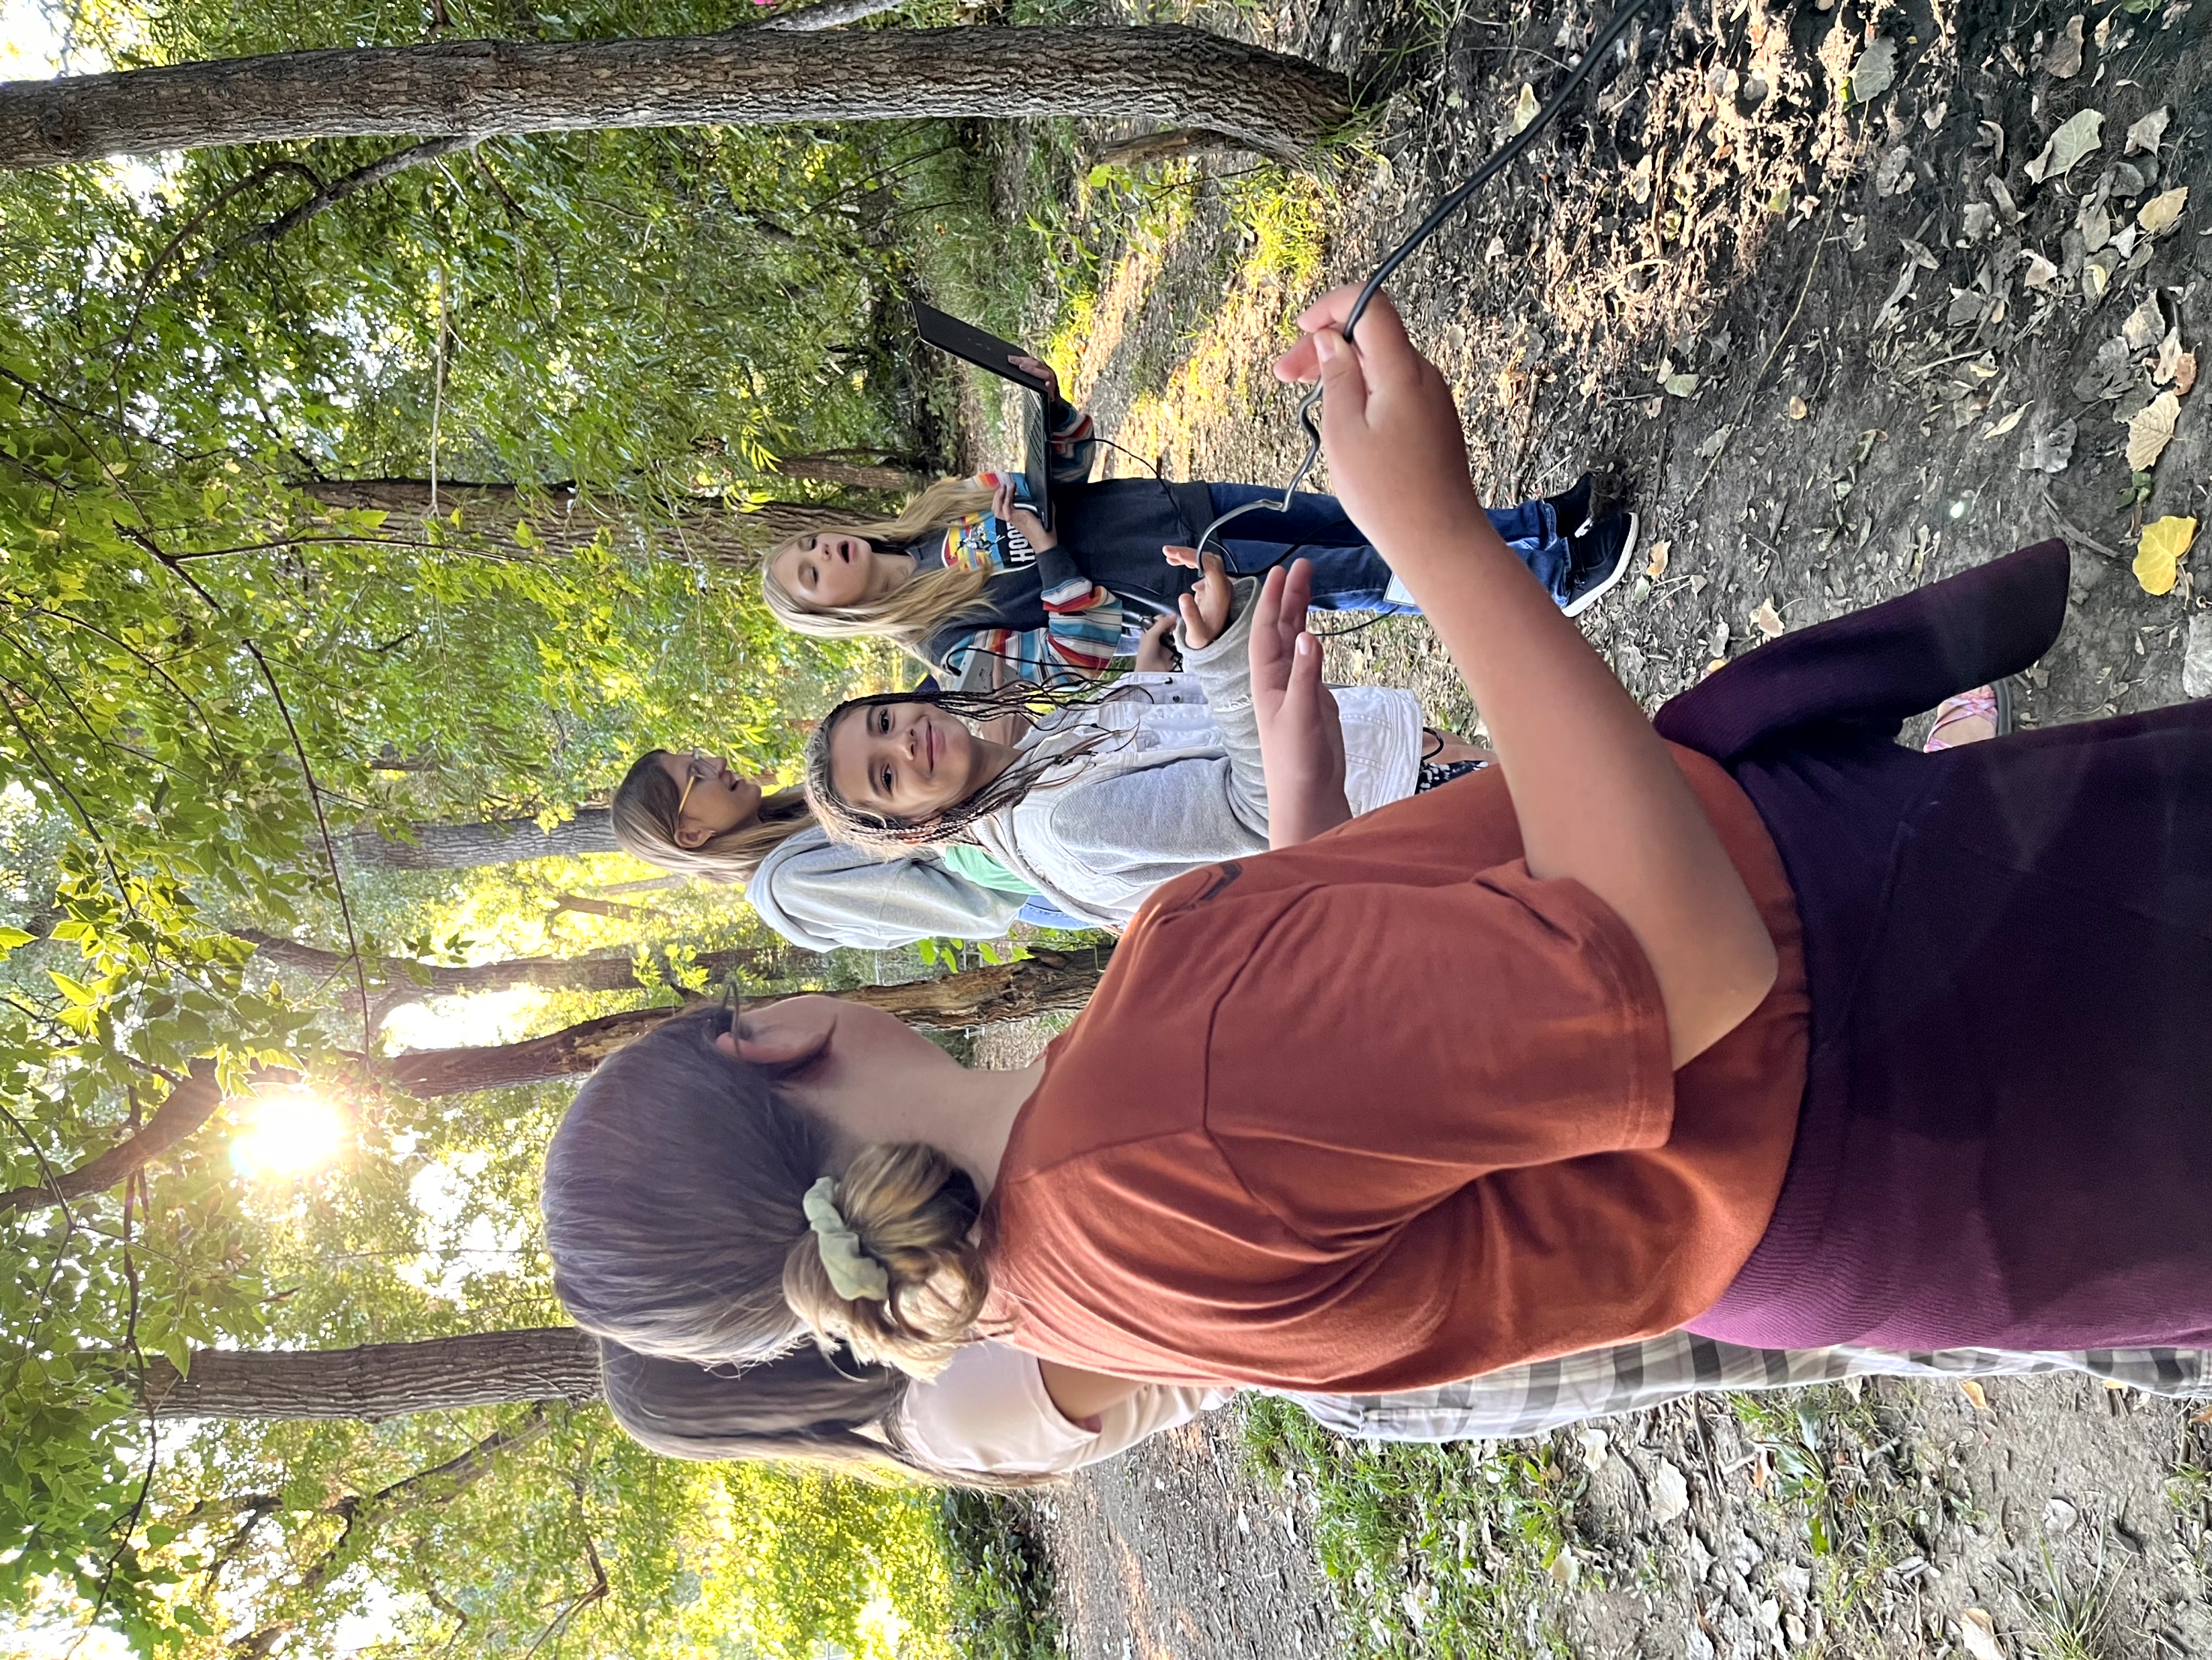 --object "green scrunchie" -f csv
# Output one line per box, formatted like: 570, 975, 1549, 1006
801, 1176, 891, 1304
